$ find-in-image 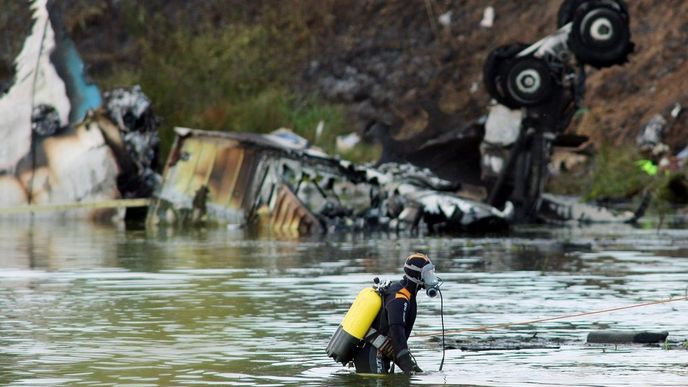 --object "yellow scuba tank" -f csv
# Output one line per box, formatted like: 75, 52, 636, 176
326, 287, 382, 365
